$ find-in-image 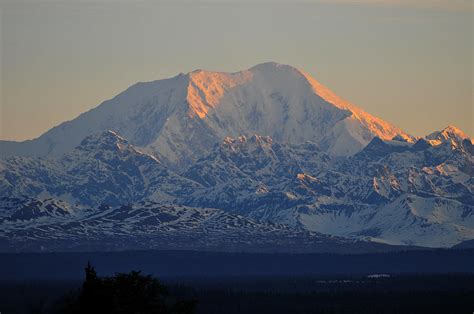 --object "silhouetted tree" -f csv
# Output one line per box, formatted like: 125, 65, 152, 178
57, 263, 196, 314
